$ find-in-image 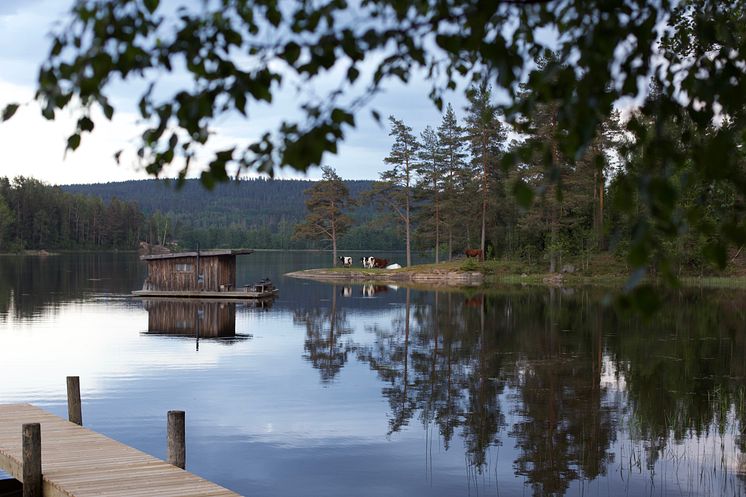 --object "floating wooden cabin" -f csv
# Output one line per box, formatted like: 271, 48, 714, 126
132, 249, 278, 299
